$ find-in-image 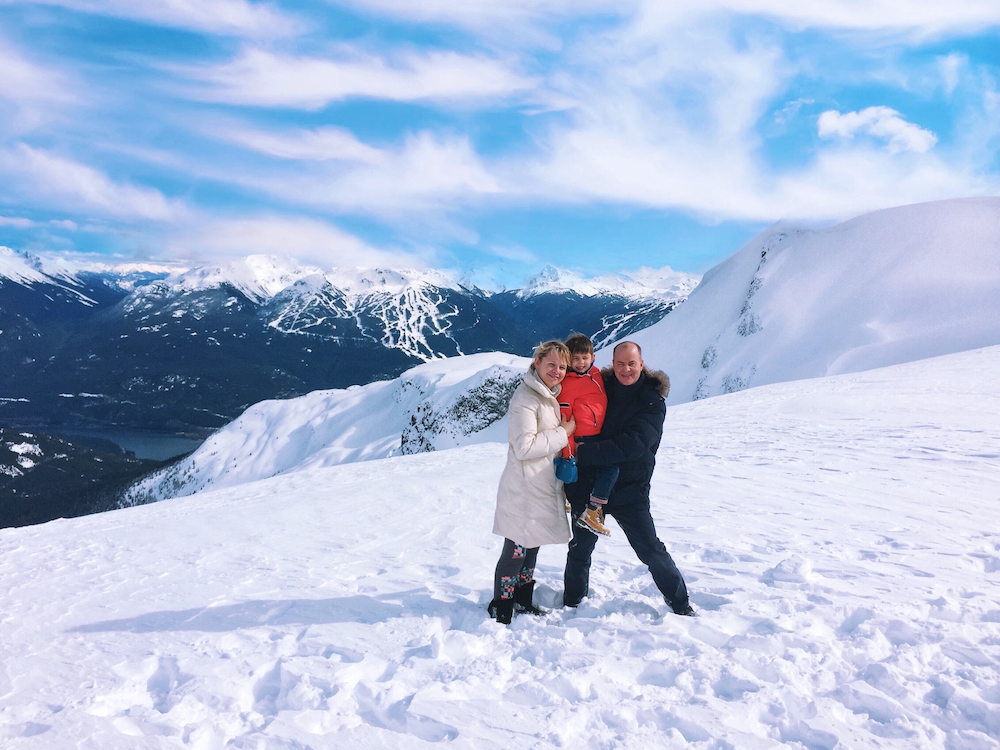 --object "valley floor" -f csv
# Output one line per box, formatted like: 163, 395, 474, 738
1, 347, 999, 749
